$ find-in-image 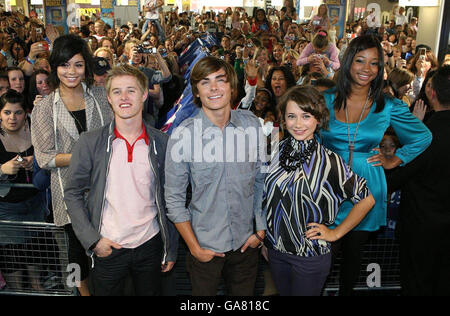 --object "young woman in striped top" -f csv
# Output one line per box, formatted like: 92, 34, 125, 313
263, 86, 375, 296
